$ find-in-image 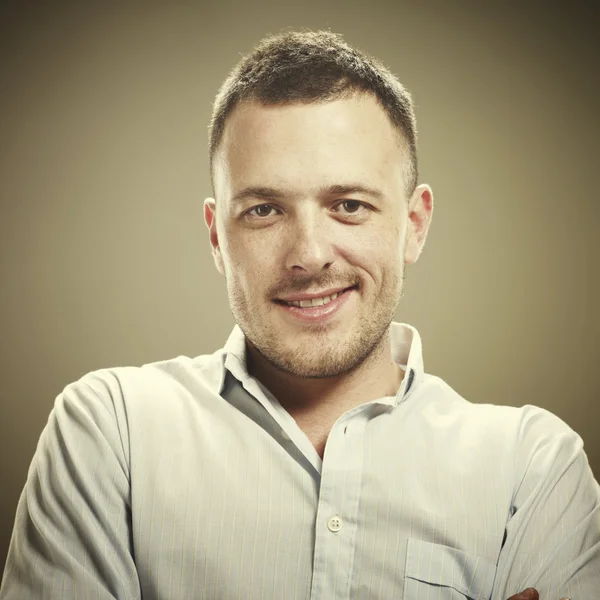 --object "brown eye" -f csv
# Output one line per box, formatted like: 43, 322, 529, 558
341, 200, 362, 213
249, 205, 275, 217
